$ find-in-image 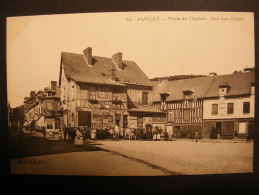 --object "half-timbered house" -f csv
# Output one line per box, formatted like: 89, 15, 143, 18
152, 77, 215, 138
59, 47, 165, 129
